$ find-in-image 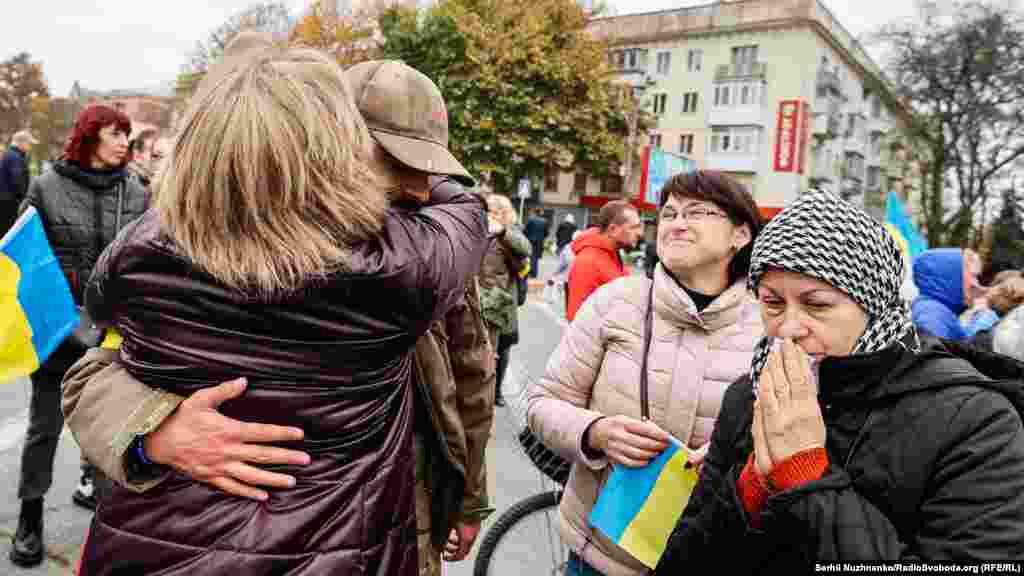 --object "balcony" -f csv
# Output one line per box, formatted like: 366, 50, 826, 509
715, 62, 767, 80
707, 104, 768, 127
705, 152, 759, 173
